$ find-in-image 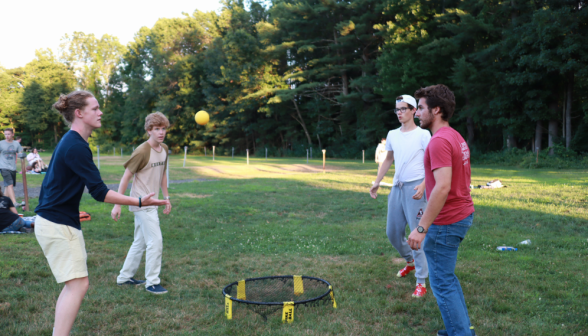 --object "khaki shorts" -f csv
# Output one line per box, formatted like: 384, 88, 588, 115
35, 216, 88, 283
